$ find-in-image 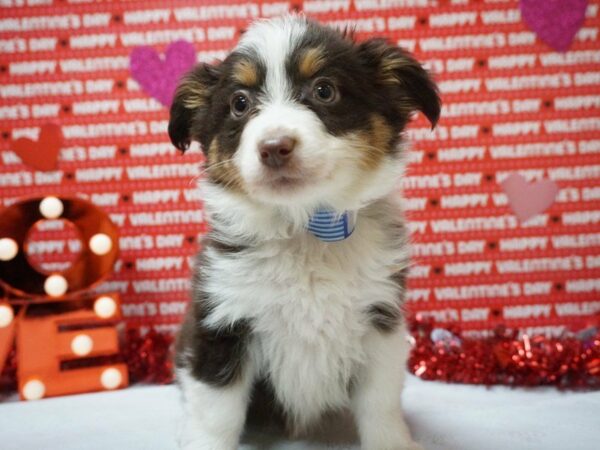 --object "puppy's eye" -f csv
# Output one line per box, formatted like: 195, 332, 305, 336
230, 92, 250, 117
313, 80, 337, 103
